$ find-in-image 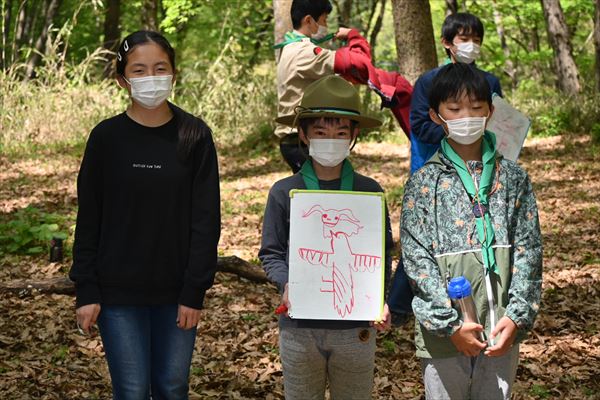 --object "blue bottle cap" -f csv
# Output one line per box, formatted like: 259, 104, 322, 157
447, 276, 472, 299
